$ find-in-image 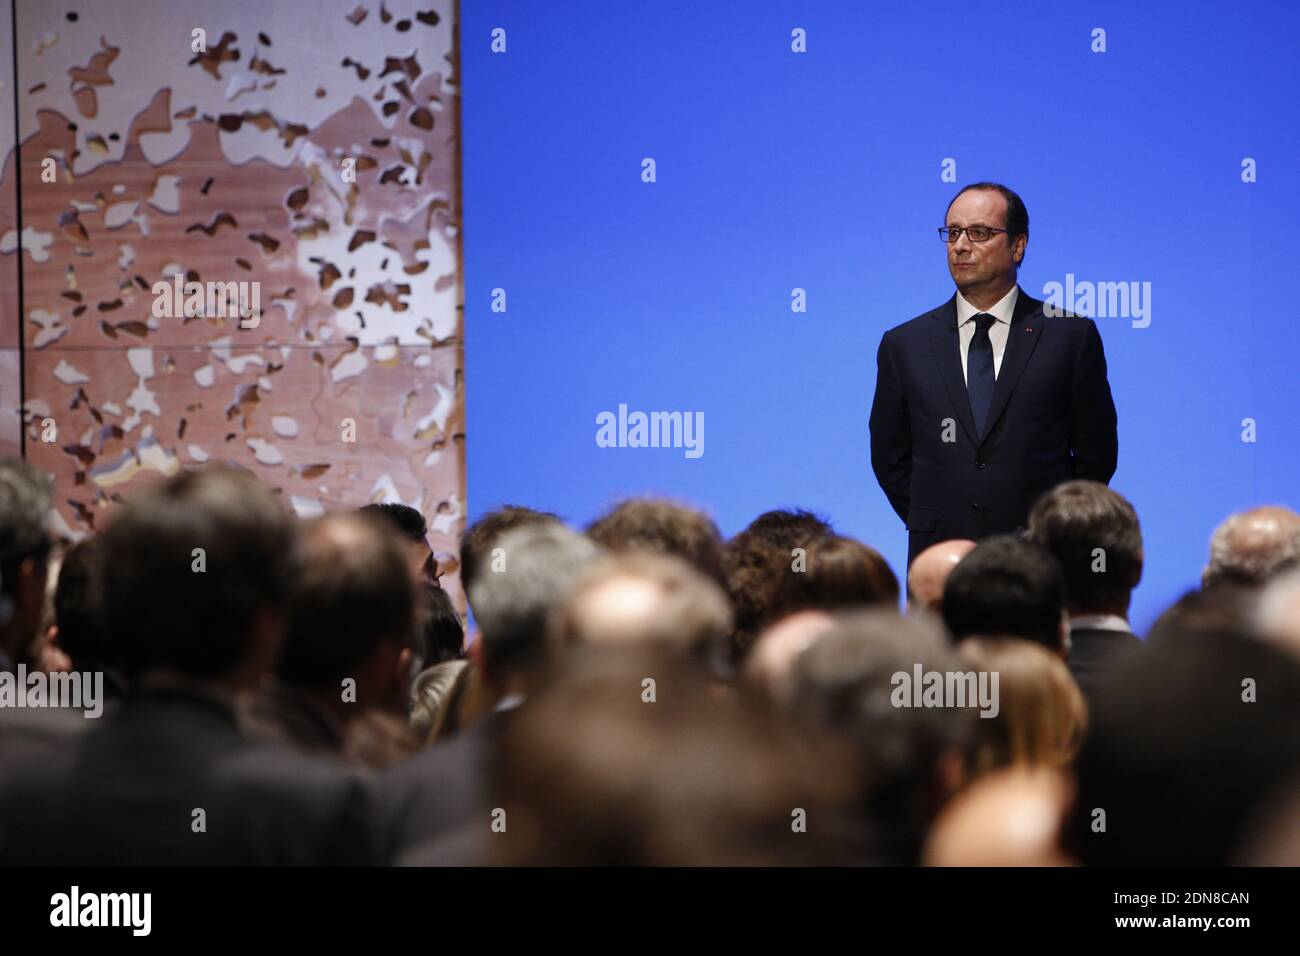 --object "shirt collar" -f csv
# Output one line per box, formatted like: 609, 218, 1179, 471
956, 284, 1019, 328
1068, 613, 1132, 634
